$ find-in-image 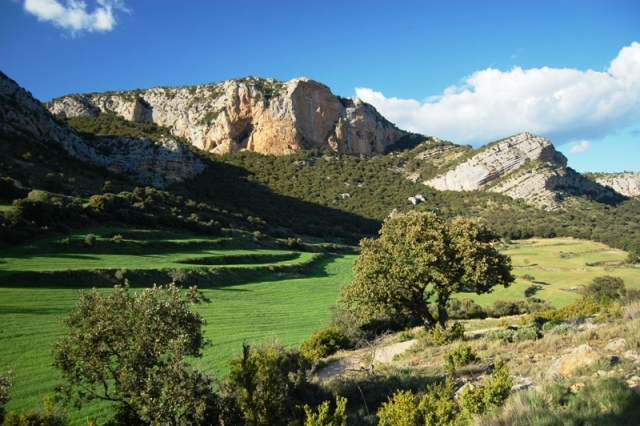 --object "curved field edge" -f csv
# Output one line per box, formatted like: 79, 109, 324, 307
0, 253, 356, 424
